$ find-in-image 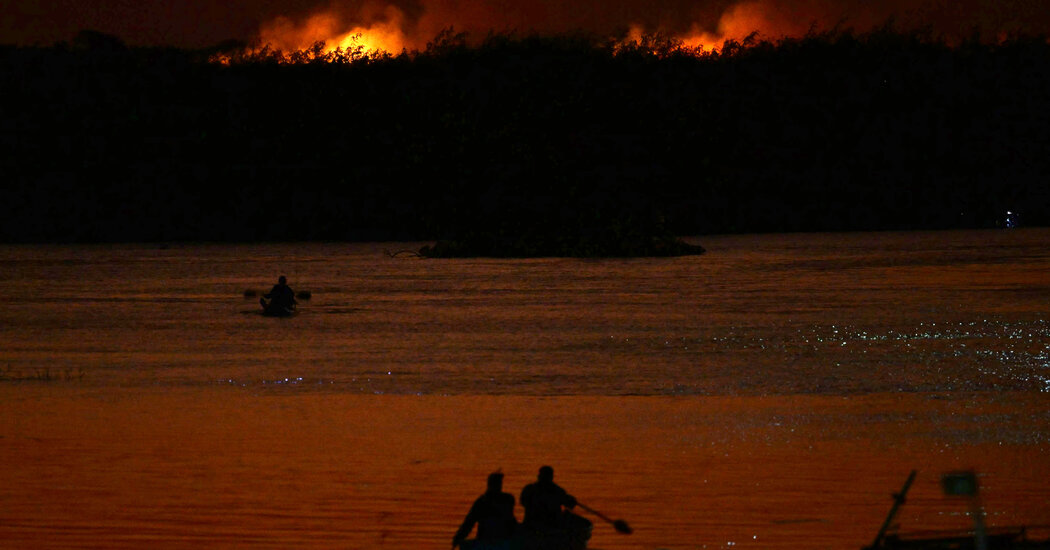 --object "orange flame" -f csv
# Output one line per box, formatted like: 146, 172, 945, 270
623, 0, 840, 54
679, 1, 778, 52
249, 0, 848, 61
257, 5, 410, 55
